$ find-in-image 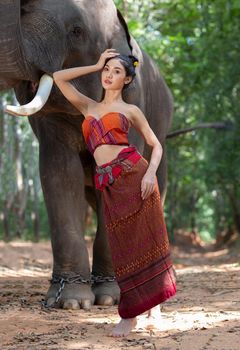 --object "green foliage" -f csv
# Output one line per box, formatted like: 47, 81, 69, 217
115, 0, 240, 240
0, 91, 48, 240
0, 1, 239, 241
